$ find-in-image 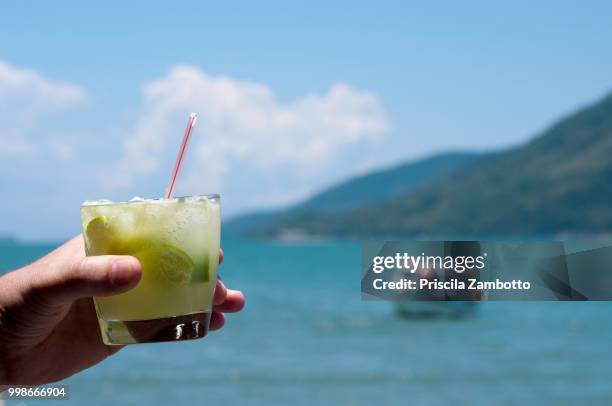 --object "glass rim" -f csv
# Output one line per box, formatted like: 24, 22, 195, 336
80, 194, 220, 208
